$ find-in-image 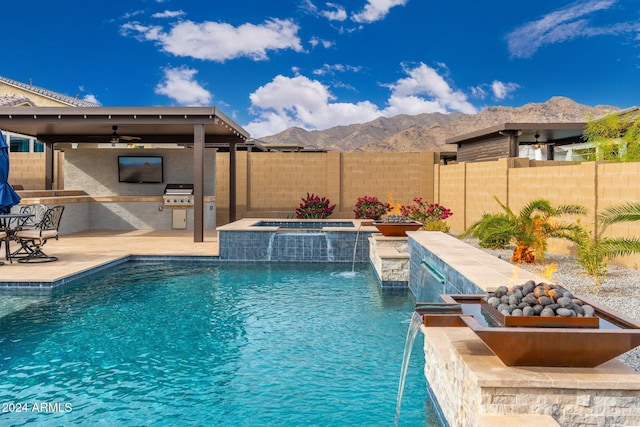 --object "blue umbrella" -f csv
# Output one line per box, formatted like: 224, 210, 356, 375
0, 132, 21, 214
